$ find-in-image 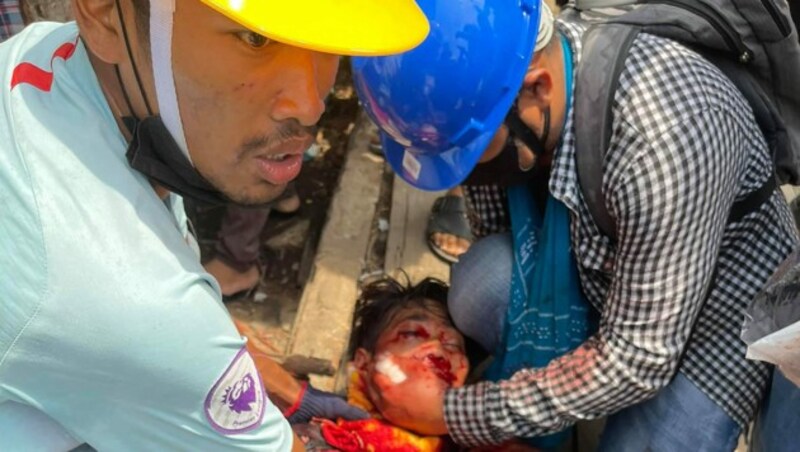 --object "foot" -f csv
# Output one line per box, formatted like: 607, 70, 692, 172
431, 232, 472, 260
426, 191, 475, 264
274, 192, 301, 214
204, 258, 261, 297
